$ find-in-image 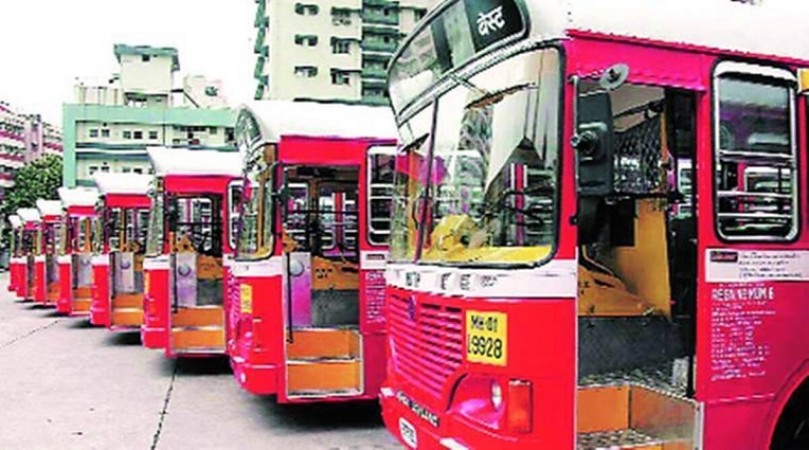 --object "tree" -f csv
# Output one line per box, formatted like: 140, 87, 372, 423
2, 154, 63, 218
